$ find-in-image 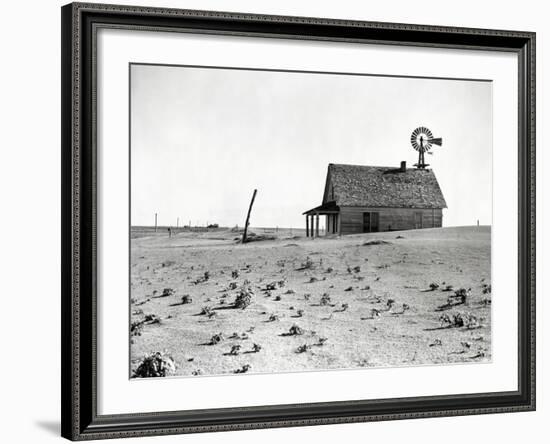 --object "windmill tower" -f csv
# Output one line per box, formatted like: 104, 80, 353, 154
410, 126, 443, 169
